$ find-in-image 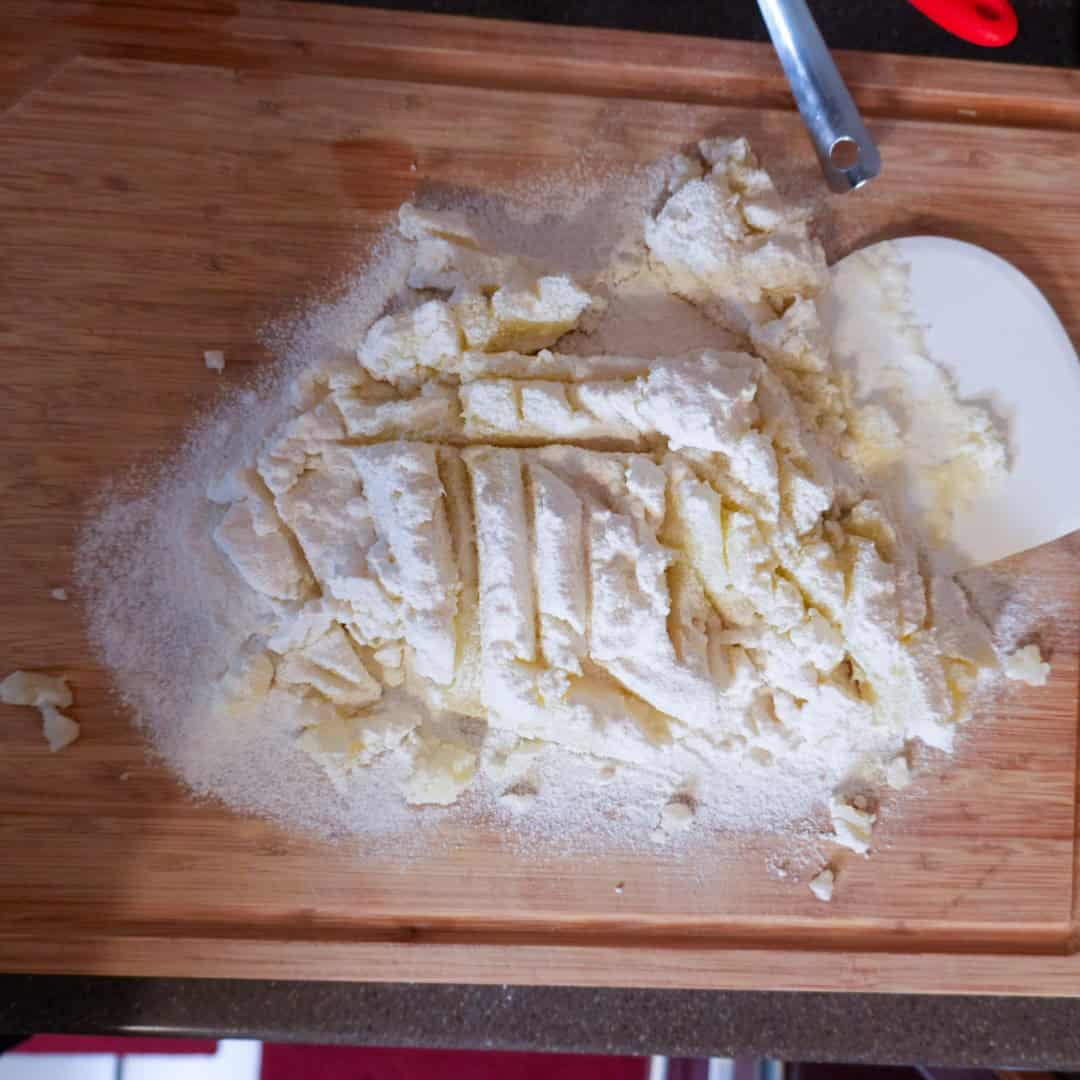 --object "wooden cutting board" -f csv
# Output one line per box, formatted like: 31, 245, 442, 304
2, 0, 1079, 995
